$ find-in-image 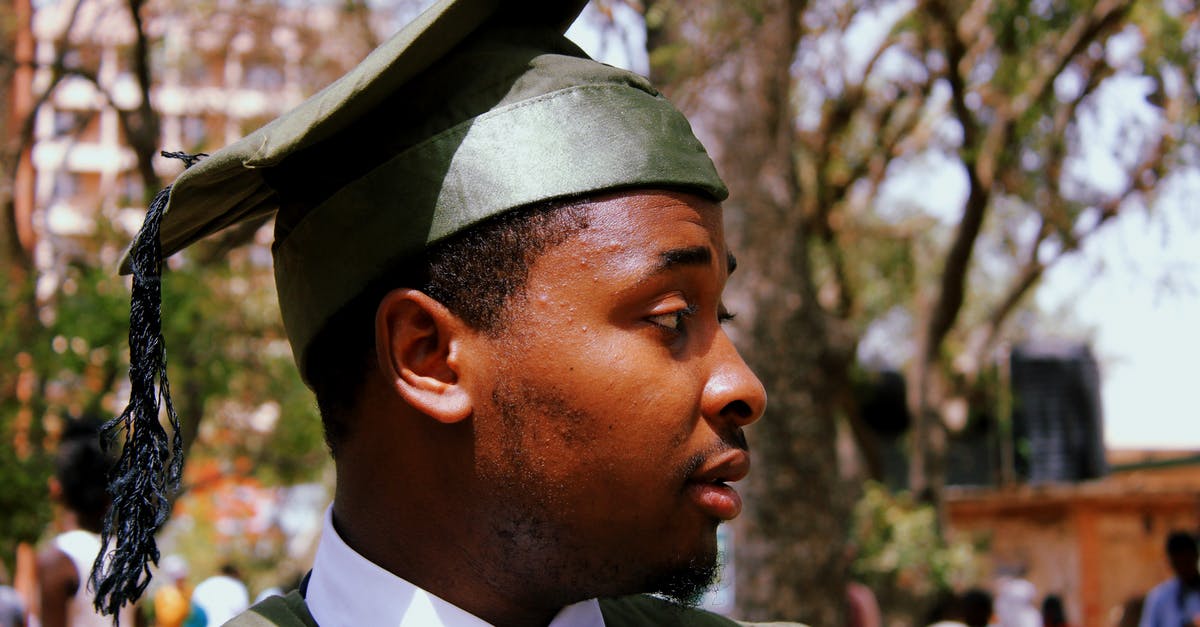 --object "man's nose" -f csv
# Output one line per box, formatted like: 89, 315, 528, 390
701, 331, 767, 428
